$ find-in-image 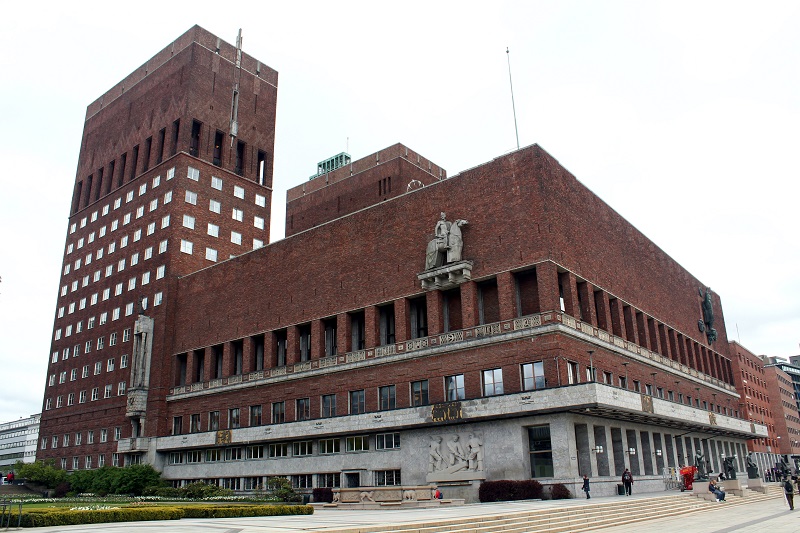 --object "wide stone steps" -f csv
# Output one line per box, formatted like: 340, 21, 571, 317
335, 494, 722, 533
